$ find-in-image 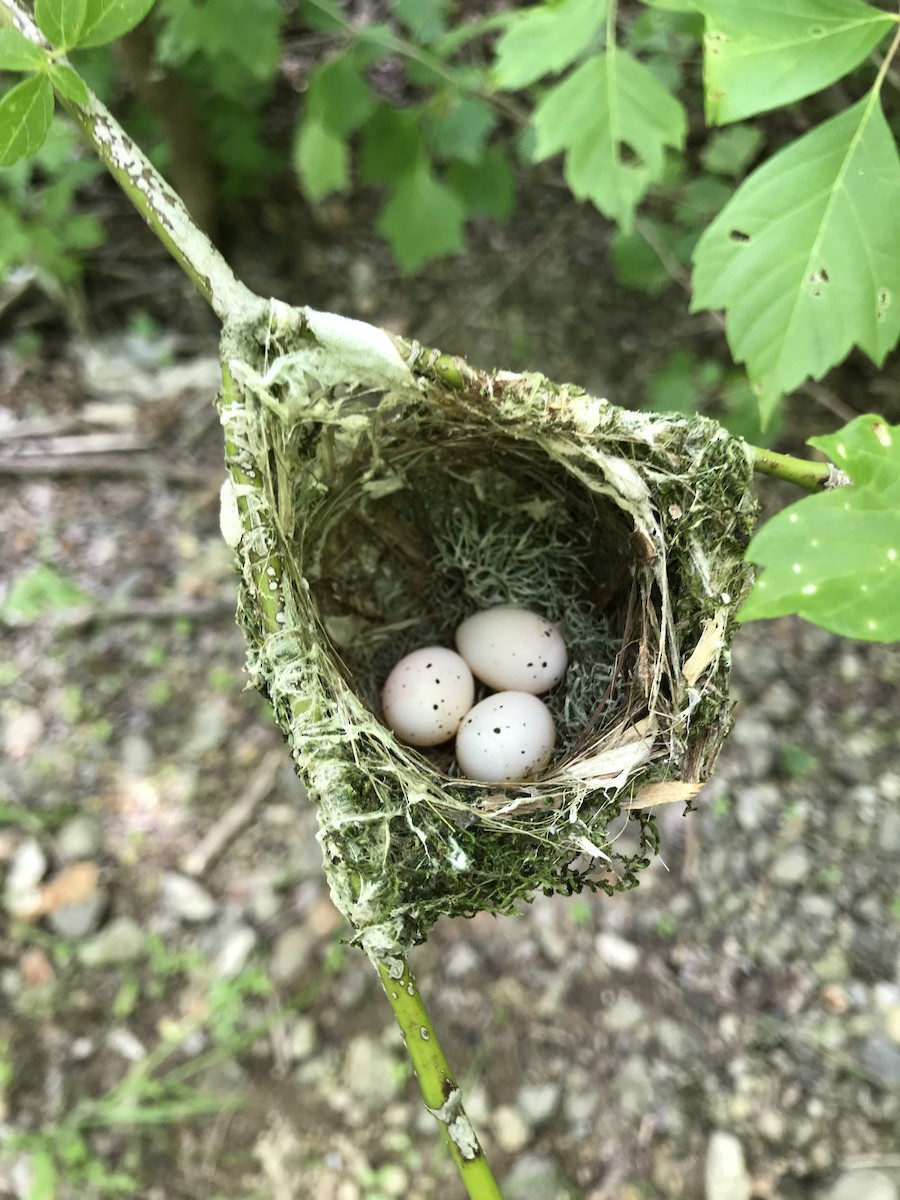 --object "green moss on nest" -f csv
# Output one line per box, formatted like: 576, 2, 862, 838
219, 303, 757, 958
